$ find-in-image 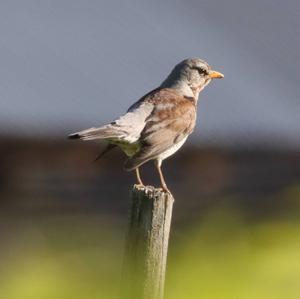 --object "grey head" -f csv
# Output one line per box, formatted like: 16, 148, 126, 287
160, 58, 224, 99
